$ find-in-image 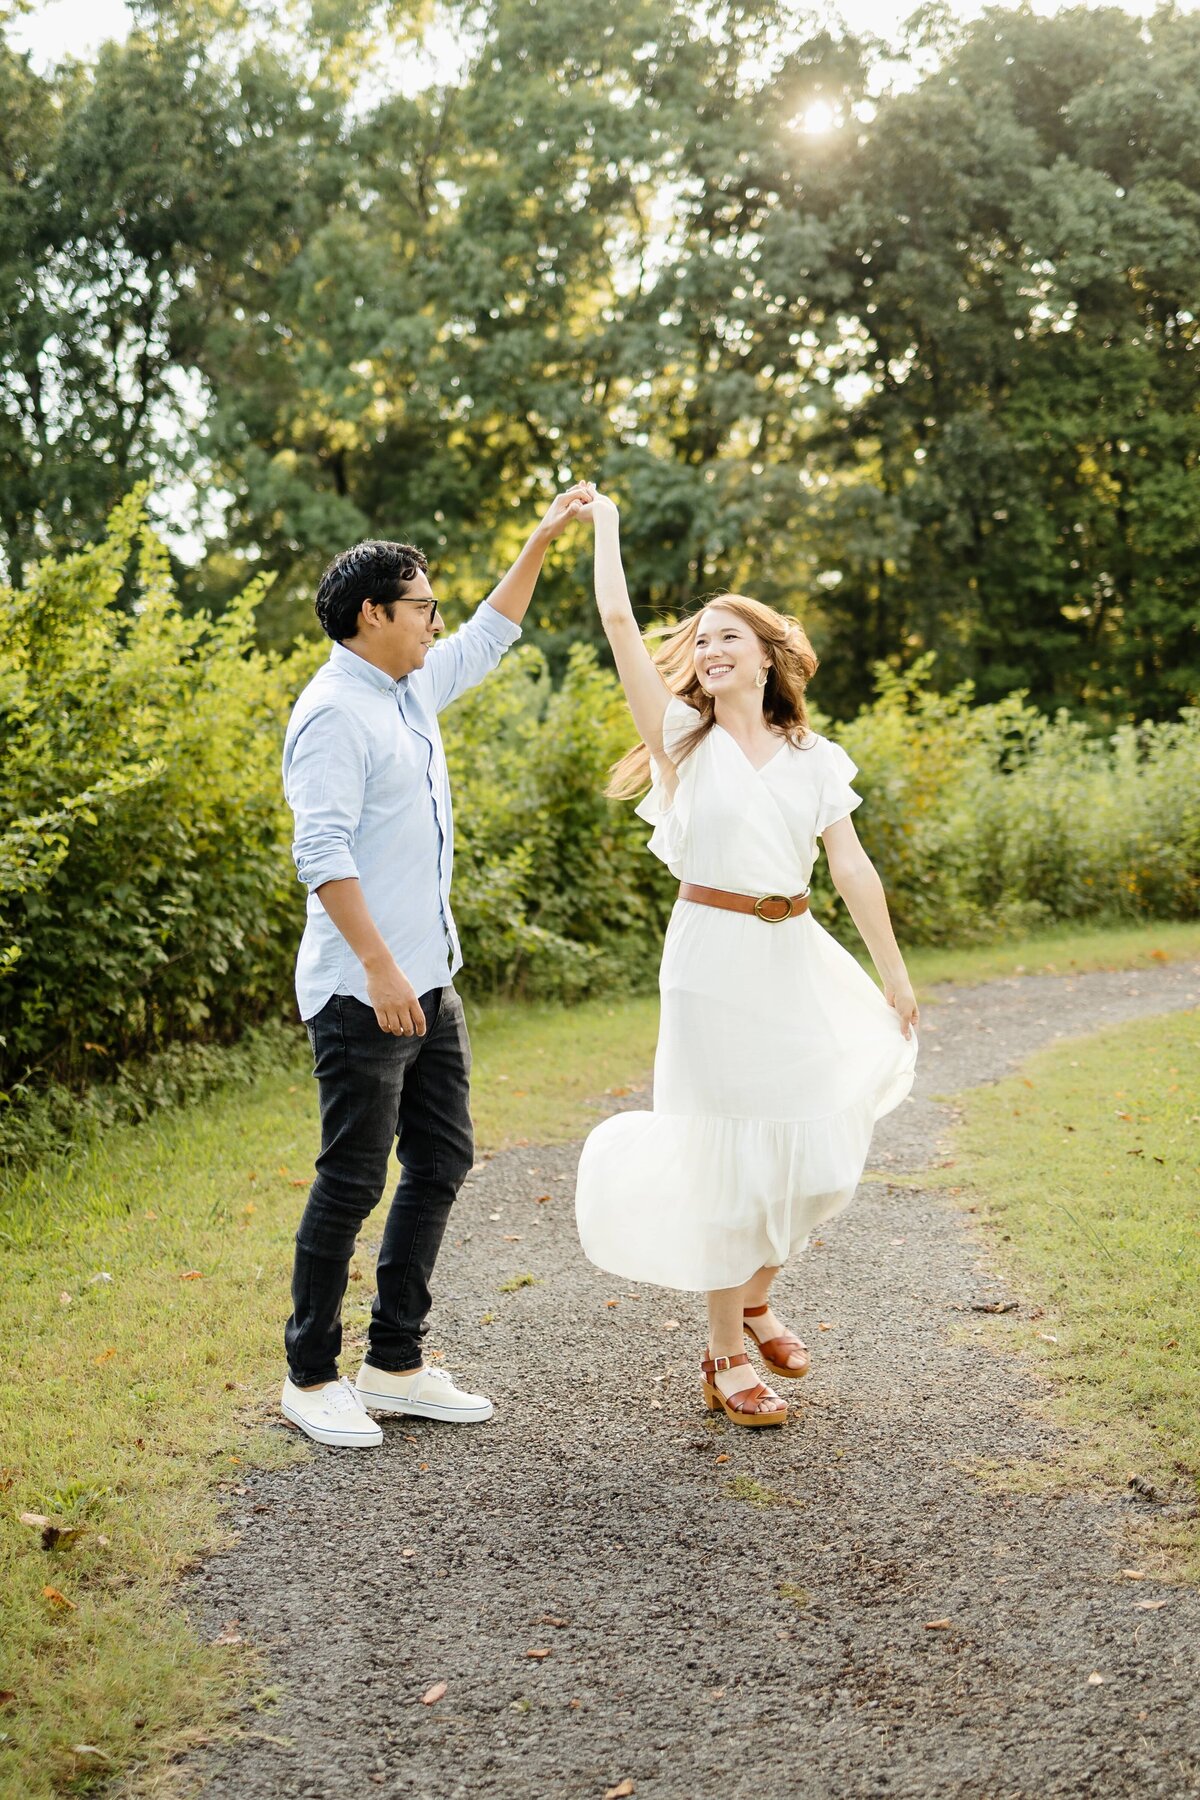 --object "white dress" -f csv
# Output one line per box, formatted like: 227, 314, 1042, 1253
575, 697, 918, 1292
